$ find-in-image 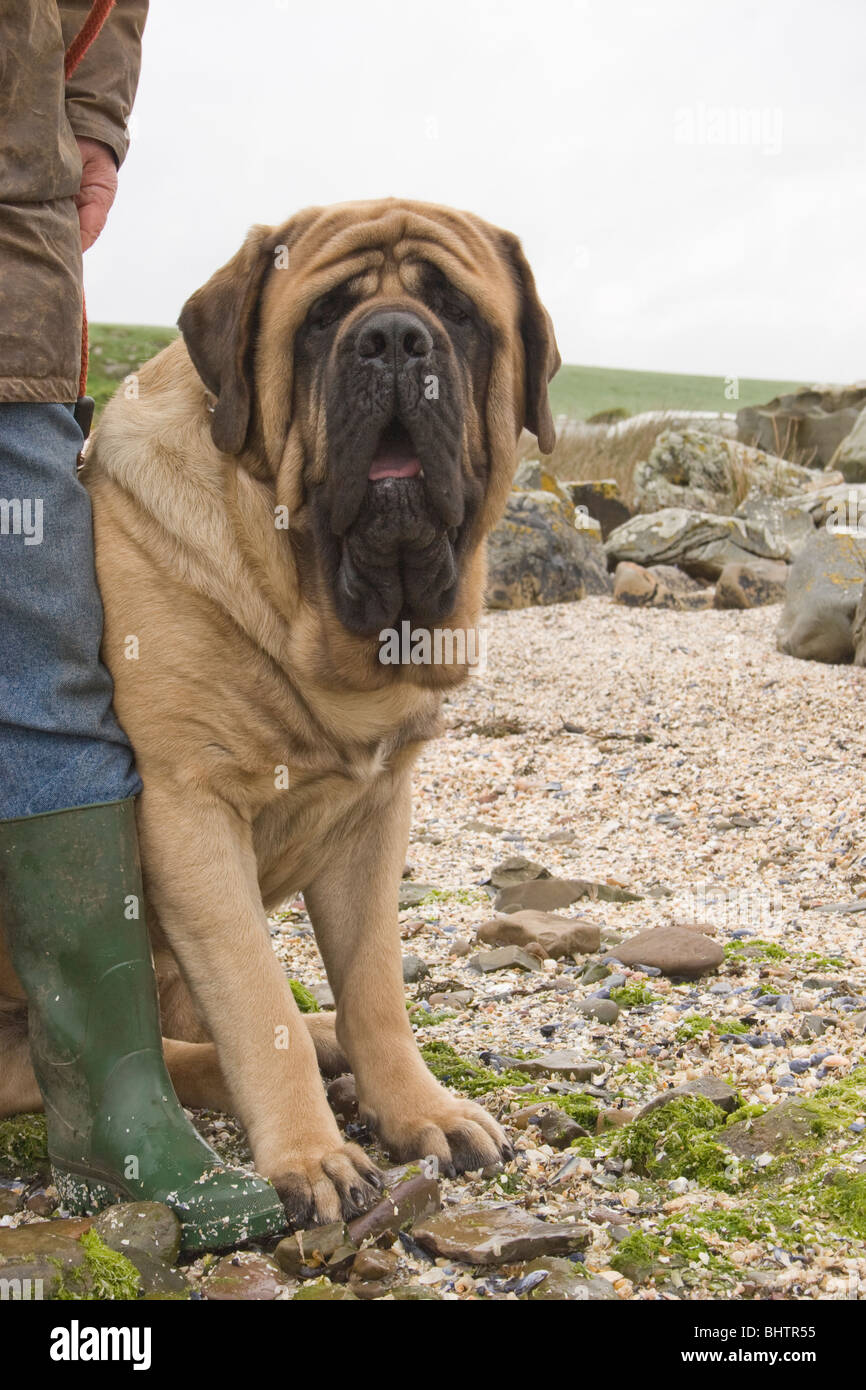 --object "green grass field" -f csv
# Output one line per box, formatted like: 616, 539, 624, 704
88, 323, 804, 423
549, 363, 805, 421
